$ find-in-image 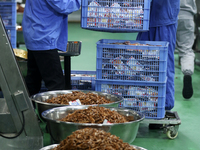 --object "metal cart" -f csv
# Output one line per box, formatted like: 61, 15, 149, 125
142, 111, 181, 139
